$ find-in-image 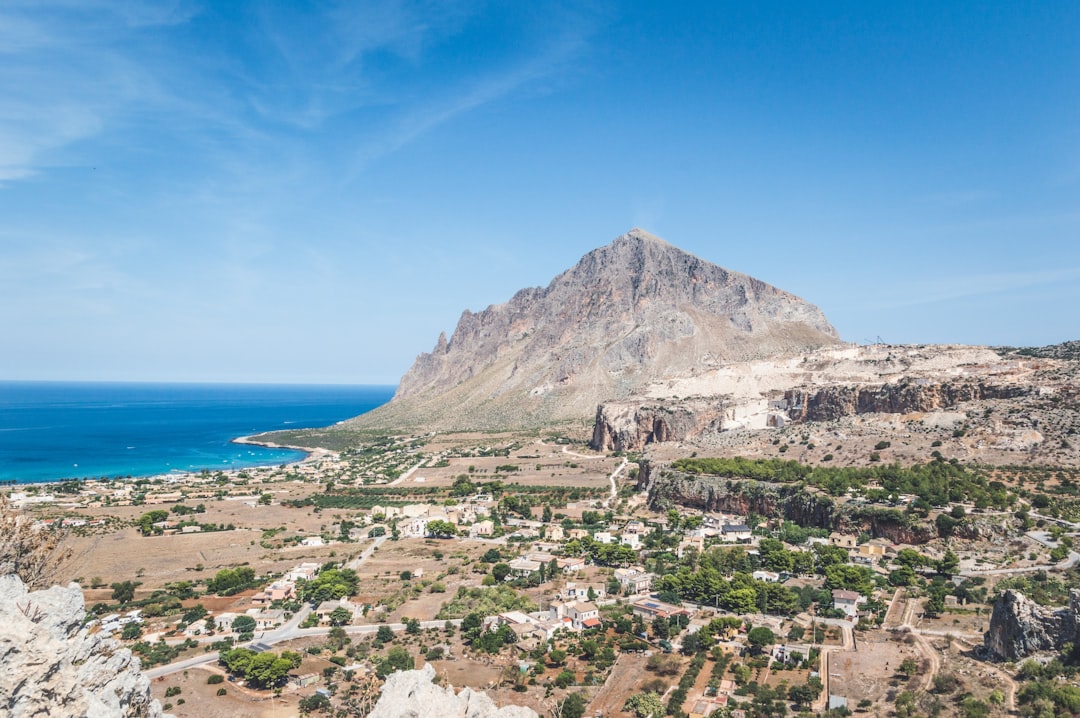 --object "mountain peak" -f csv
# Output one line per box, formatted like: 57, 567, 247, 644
352, 230, 840, 431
